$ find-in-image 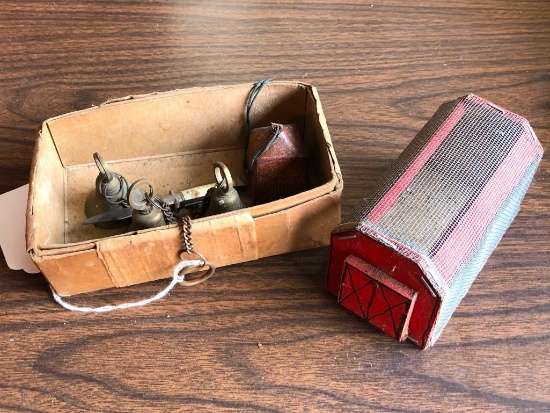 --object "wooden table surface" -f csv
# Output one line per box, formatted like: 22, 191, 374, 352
1, 1, 548, 412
